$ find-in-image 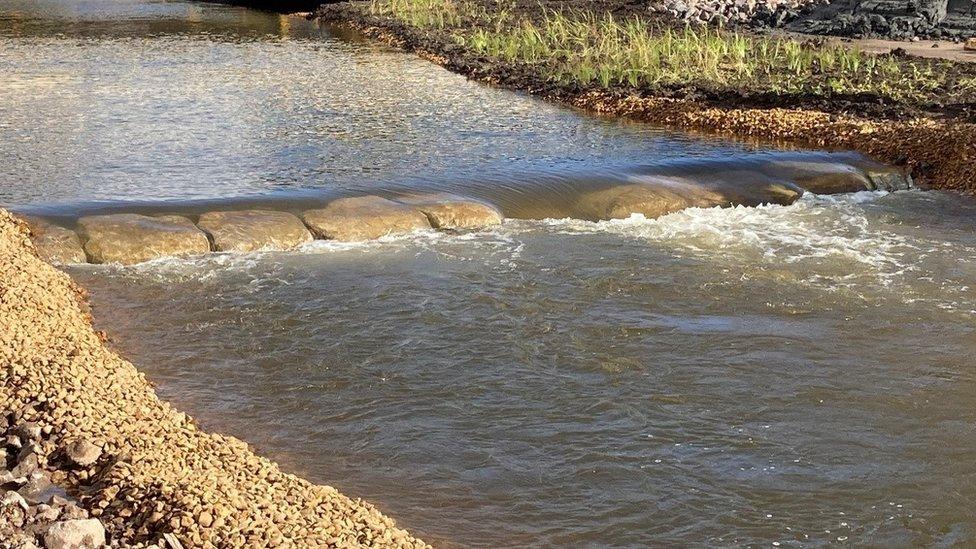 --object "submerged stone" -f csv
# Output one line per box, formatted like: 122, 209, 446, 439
762, 160, 874, 194
574, 181, 728, 220
20, 217, 86, 264
77, 213, 210, 265
196, 210, 313, 252
301, 195, 431, 241
394, 193, 504, 229
865, 167, 913, 191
